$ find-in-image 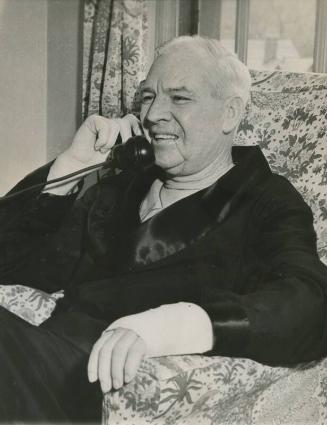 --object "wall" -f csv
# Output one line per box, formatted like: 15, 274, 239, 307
47, 0, 83, 160
0, 0, 47, 195
0, 0, 82, 195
